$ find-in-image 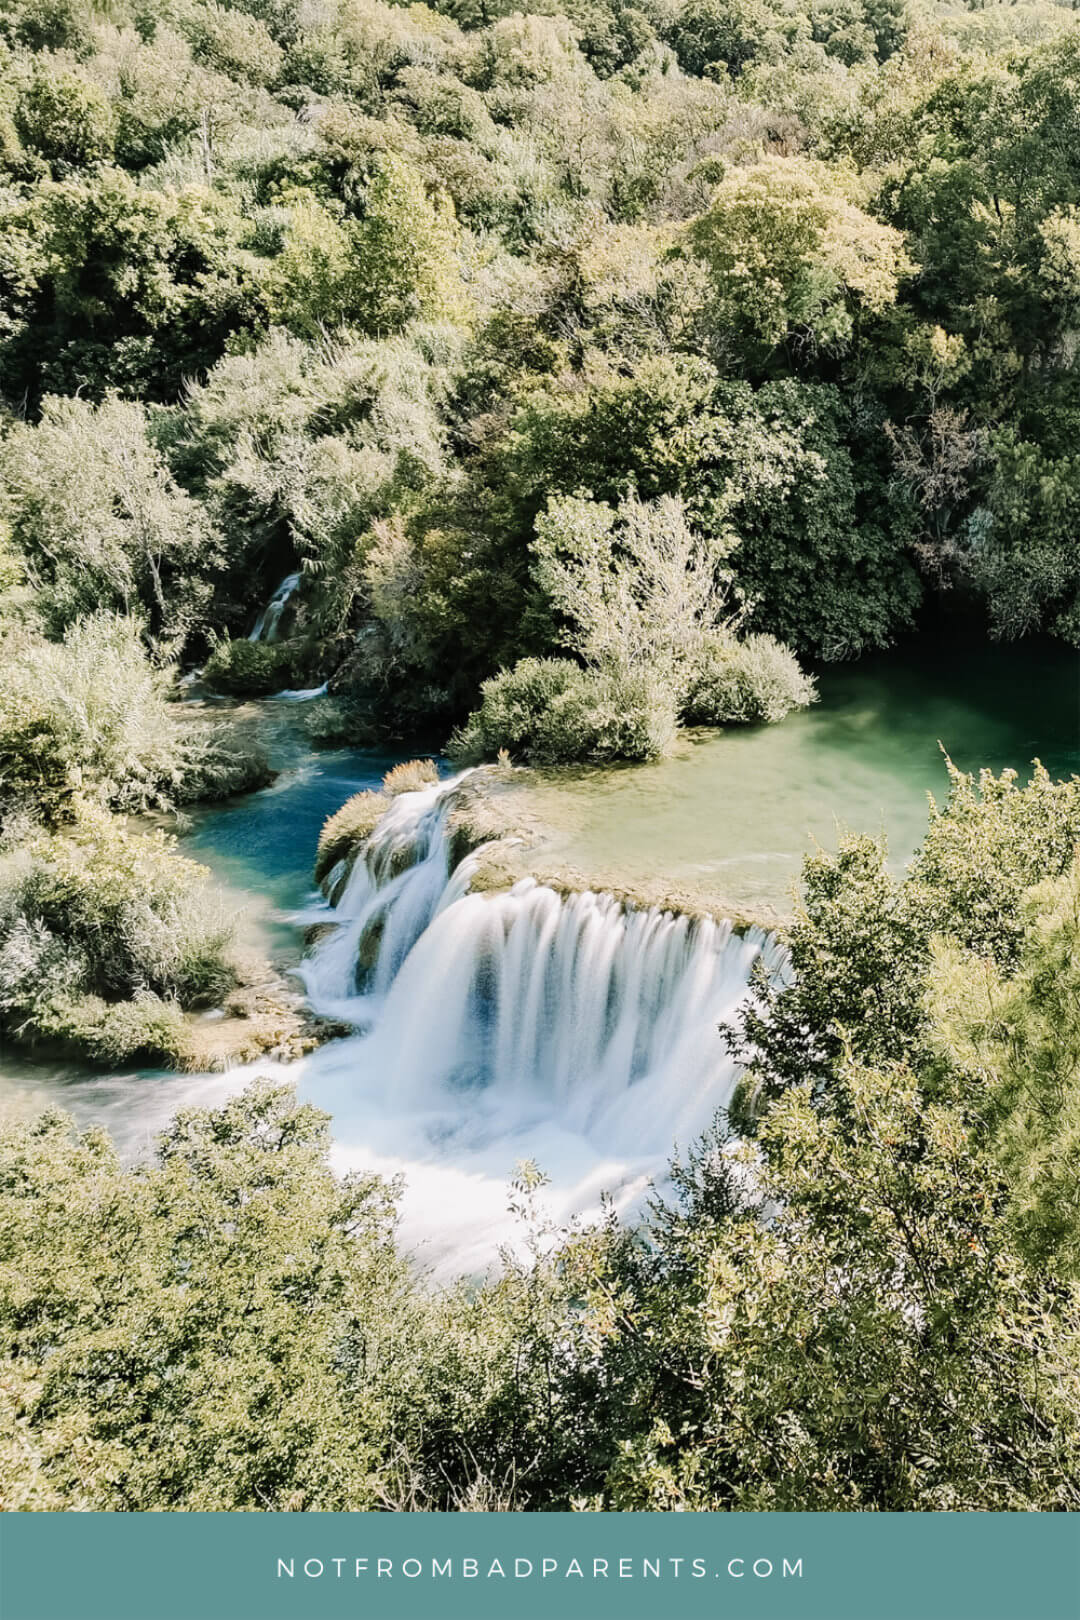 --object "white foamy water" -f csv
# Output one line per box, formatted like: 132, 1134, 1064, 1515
292, 777, 787, 1276
248, 572, 301, 642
